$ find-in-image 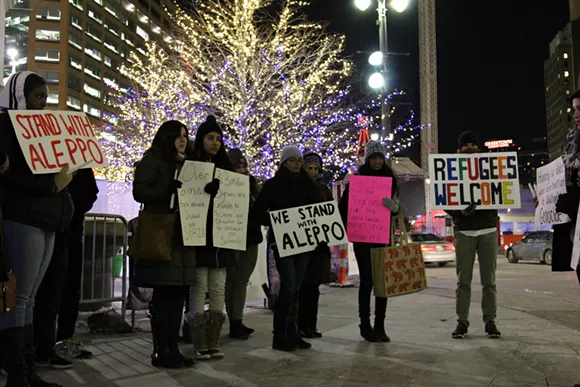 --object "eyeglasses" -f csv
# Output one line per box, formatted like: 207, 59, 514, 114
287, 157, 302, 163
